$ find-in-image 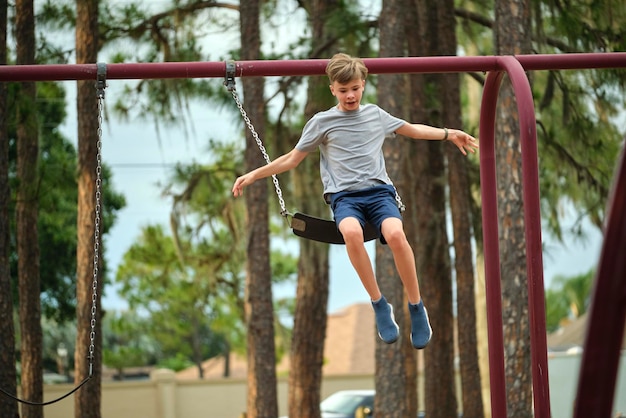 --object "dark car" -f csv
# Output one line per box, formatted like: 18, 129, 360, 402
319, 390, 375, 417
280, 390, 375, 418
281, 389, 461, 417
